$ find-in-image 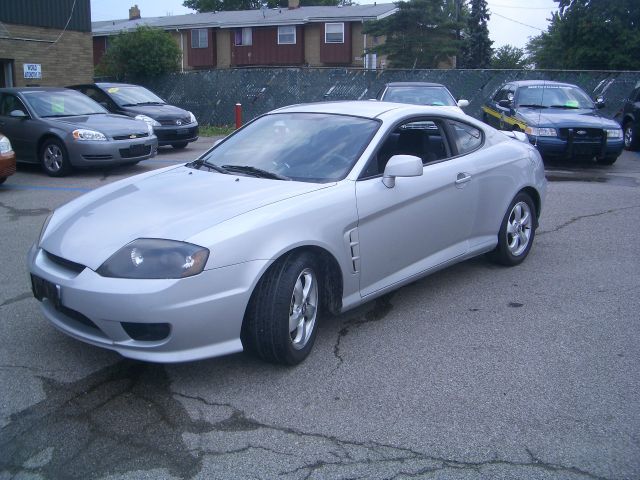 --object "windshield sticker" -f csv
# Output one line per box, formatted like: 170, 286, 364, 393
107, 87, 119, 93
51, 97, 64, 114
565, 100, 580, 107
526, 85, 562, 89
